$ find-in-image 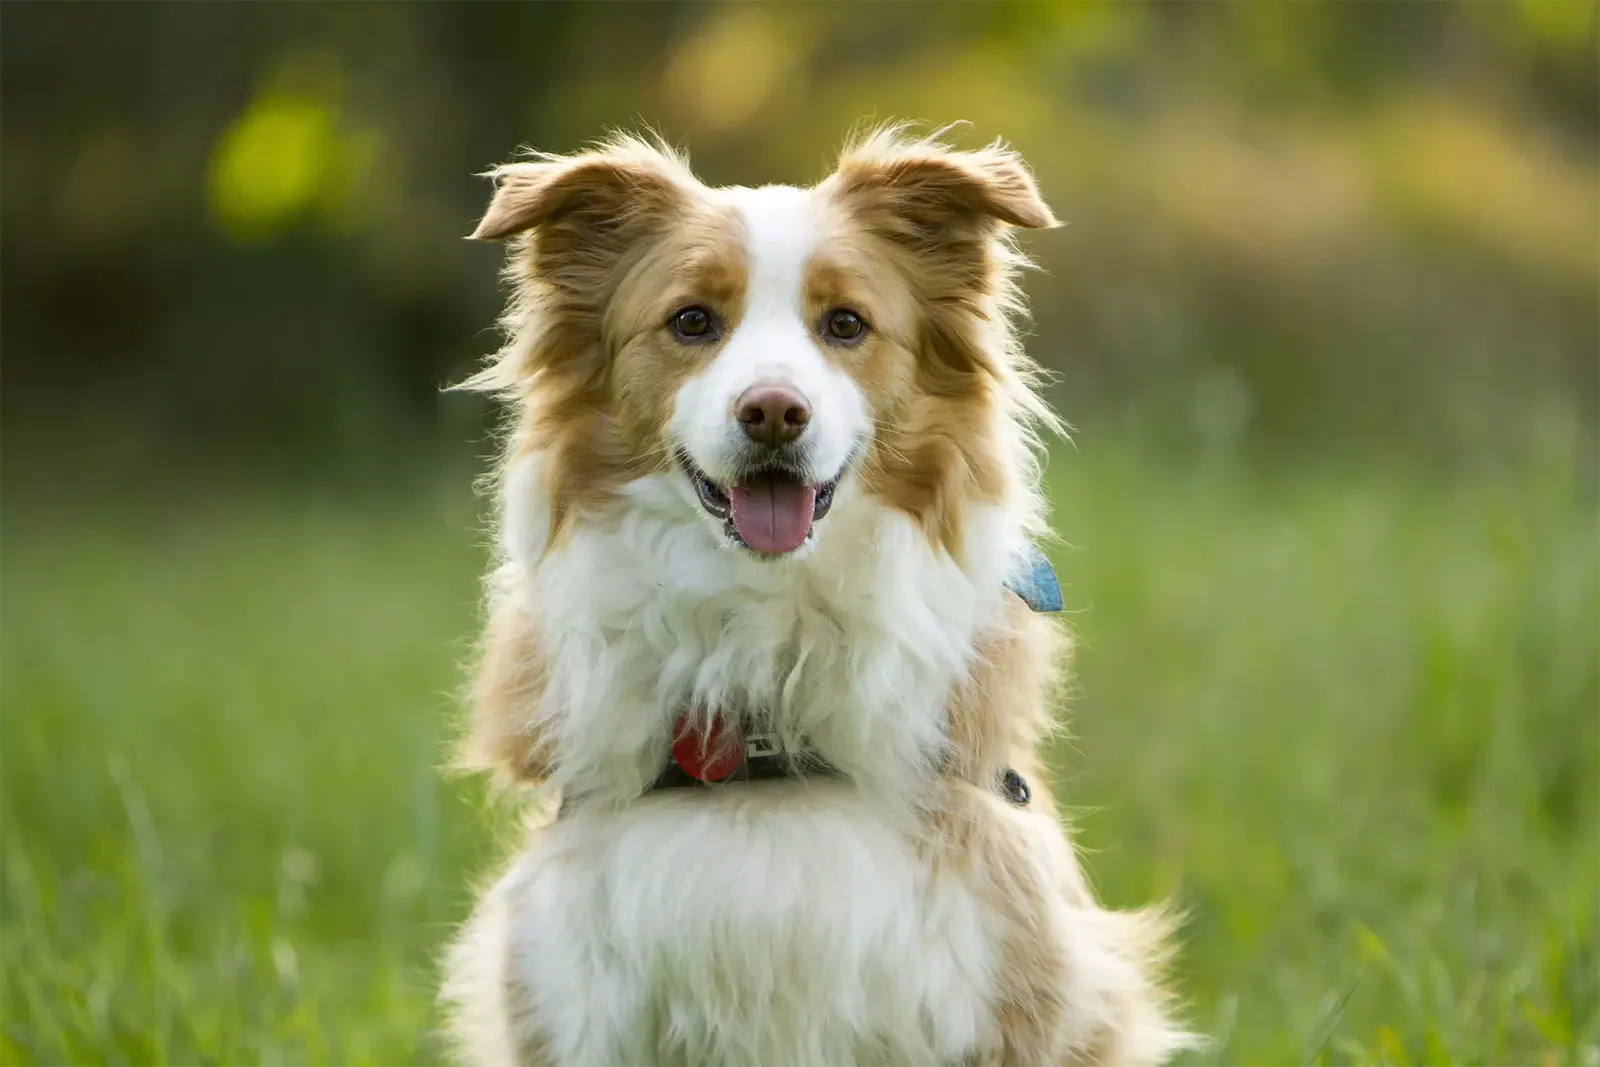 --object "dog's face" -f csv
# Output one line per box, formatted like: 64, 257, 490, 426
662, 186, 873, 557
470, 130, 1056, 558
